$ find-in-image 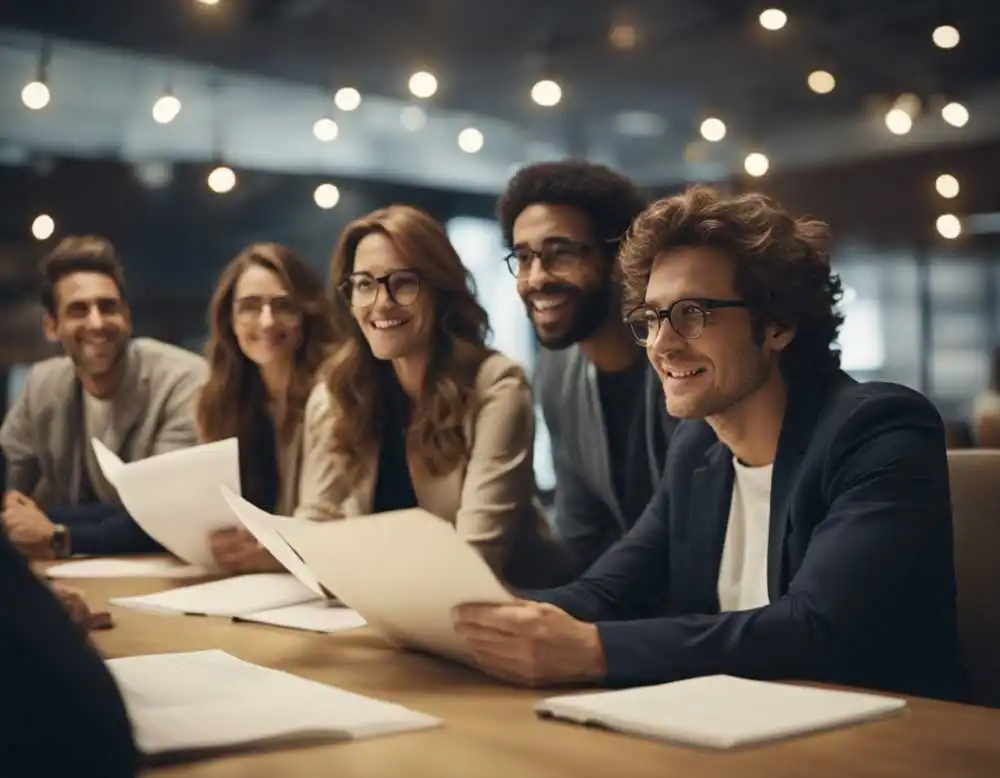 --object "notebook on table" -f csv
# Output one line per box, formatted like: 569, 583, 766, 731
534, 675, 907, 750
